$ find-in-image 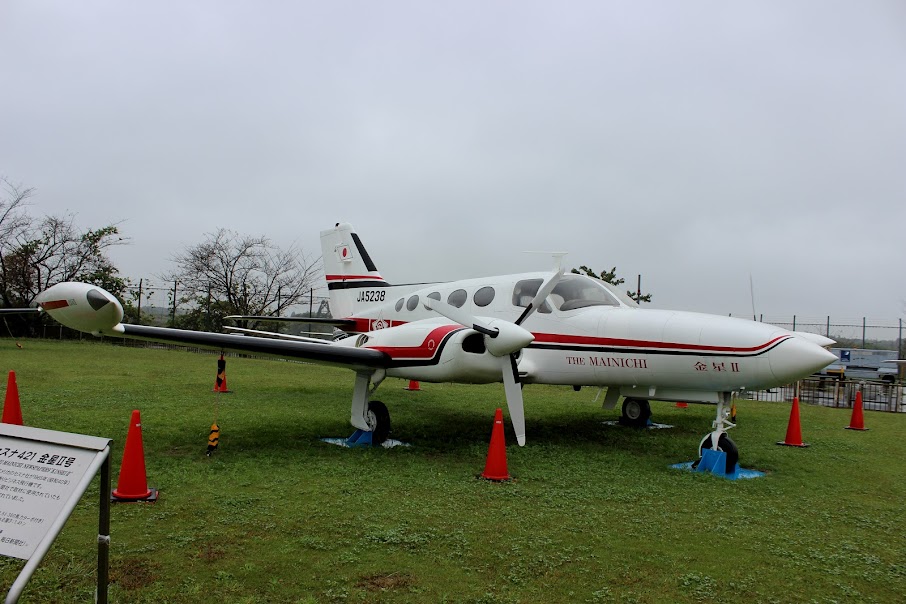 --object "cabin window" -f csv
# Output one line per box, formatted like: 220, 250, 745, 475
548, 275, 619, 311
406, 295, 420, 311
473, 286, 495, 307
512, 279, 552, 313
423, 292, 441, 311
395, 298, 405, 312
447, 289, 467, 308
